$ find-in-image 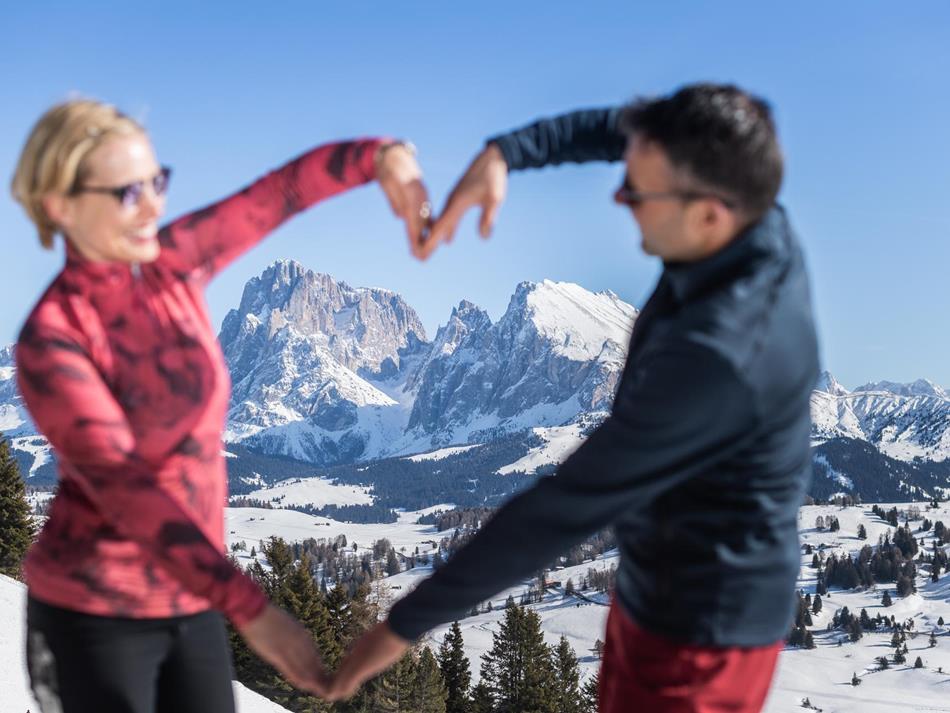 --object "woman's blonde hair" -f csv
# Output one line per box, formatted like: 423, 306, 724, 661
10, 100, 144, 249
